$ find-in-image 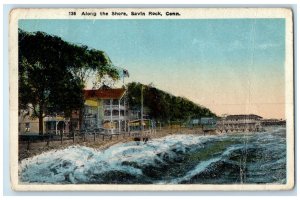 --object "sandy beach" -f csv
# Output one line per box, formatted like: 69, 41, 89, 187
18, 127, 210, 161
